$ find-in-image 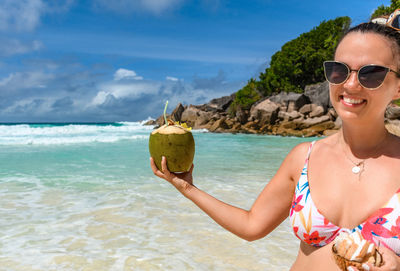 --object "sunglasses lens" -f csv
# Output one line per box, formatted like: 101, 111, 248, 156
358, 65, 388, 89
391, 14, 400, 29
324, 61, 348, 84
